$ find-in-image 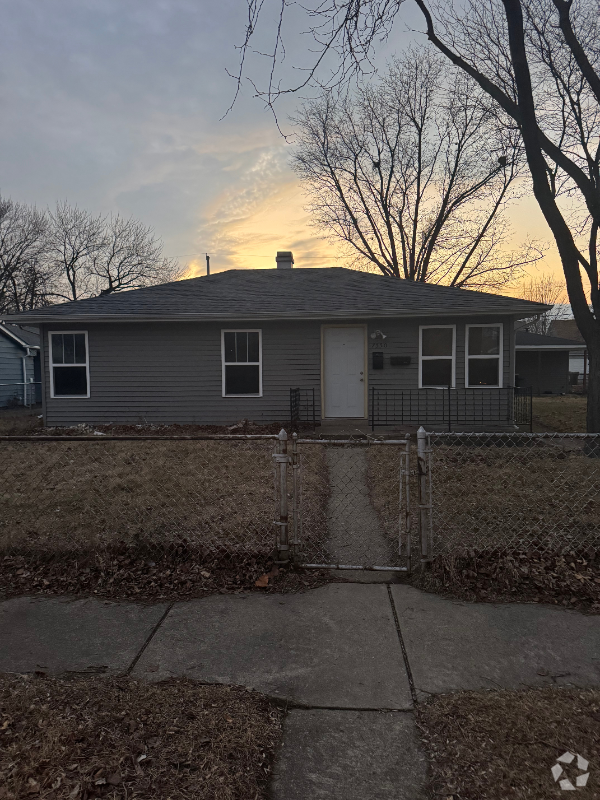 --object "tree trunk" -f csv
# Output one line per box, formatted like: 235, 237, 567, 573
586, 331, 600, 434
